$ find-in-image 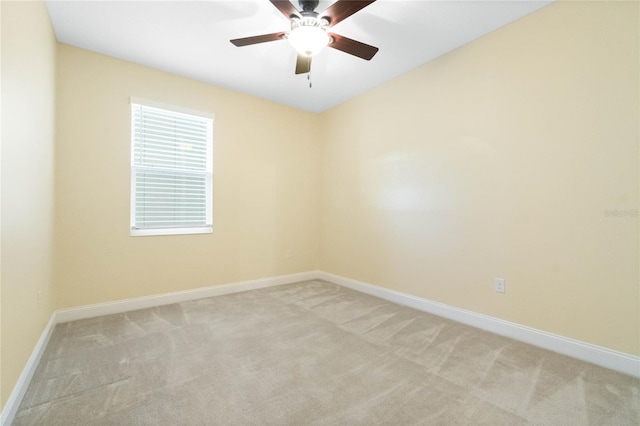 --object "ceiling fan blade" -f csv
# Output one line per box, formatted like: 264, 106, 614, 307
269, 0, 300, 20
230, 32, 287, 47
328, 33, 379, 60
320, 0, 376, 27
295, 54, 311, 74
